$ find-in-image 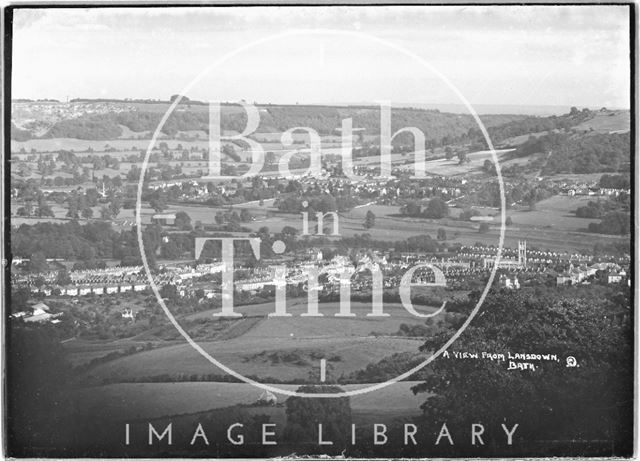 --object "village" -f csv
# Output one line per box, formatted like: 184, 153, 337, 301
11, 234, 630, 325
